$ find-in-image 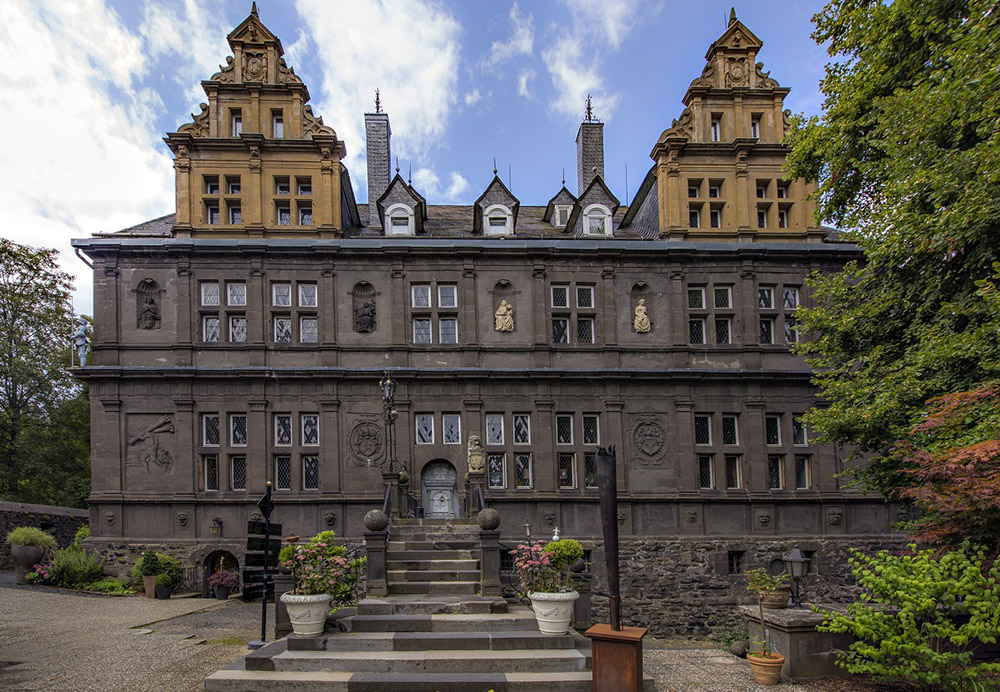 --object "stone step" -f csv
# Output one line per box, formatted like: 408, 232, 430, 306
288, 630, 579, 652
387, 569, 480, 582
386, 549, 476, 560
269, 648, 590, 674
393, 518, 479, 526
387, 559, 478, 571
387, 539, 479, 550
345, 609, 538, 633
357, 596, 506, 616
388, 581, 478, 595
